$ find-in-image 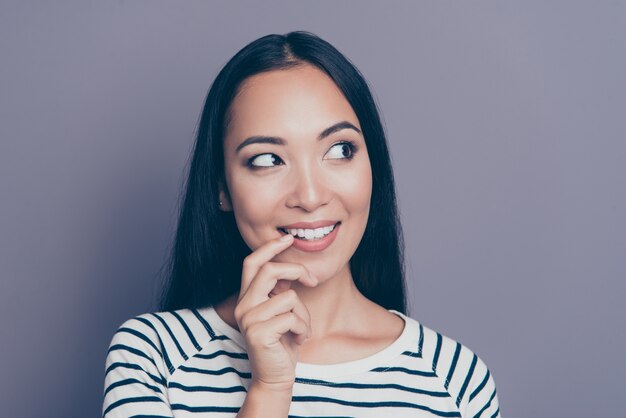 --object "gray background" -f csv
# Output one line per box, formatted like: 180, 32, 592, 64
1, 1, 624, 417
